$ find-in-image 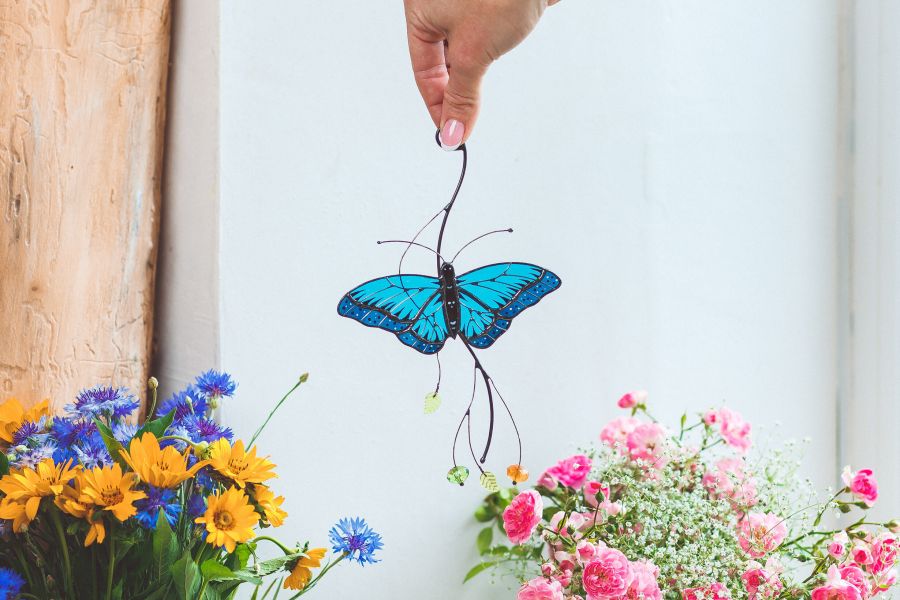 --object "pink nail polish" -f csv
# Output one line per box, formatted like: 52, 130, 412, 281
440, 119, 465, 150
